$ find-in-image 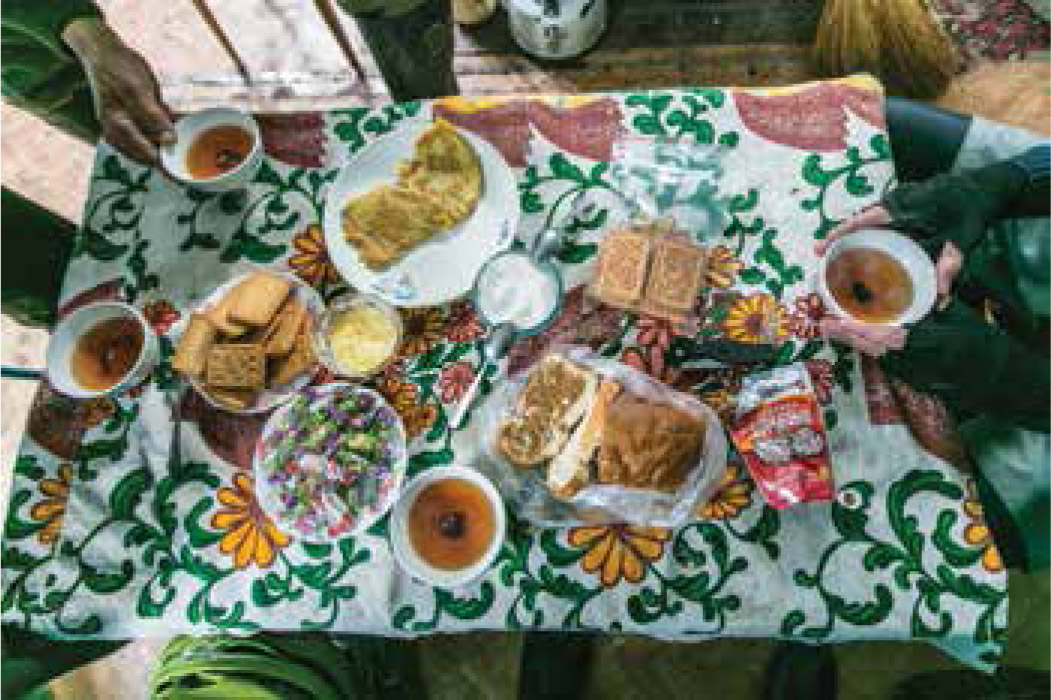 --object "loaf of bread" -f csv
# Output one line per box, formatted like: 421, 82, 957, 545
547, 379, 621, 500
